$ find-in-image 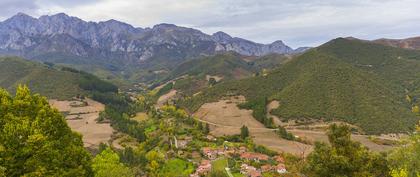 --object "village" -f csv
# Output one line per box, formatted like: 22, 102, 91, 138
168, 131, 289, 177
191, 145, 287, 177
